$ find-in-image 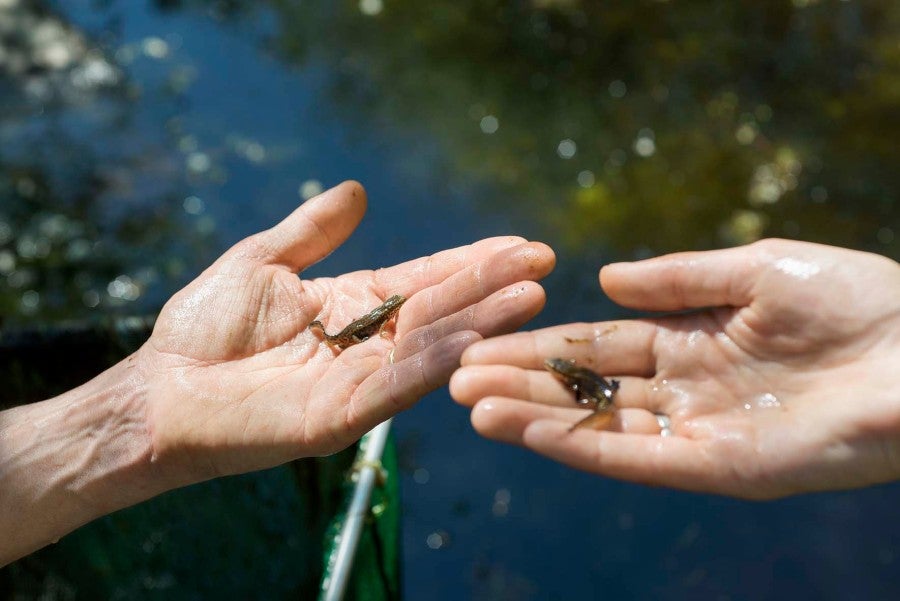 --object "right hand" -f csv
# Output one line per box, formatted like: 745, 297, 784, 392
141, 181, 554, 482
